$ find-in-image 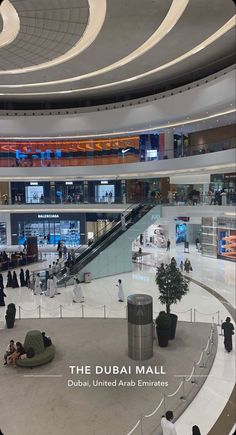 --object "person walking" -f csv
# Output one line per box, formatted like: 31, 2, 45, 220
116, 279, 125, 302
179, 261, 184, 272
12, 271, 19, 288
19, 269, 25, 287
52, 274, 58, 295
222, 317, 234, 352
34, 273, 41, 295
166, 239, 171, 251
161, 411, 177, 435
0, 282, 6, 306
73, 278, 84, 303
25, 269, 30, 287
6, 270, 13, 288
46, 276, 54, 298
